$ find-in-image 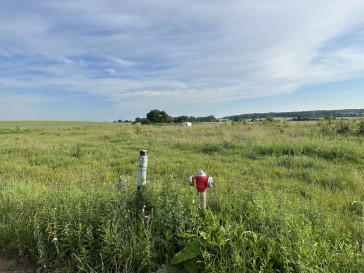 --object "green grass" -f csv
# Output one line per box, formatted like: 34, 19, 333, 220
0, 121, 107, 129
0, 120, 363, 272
